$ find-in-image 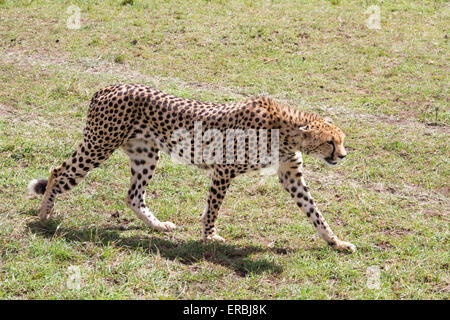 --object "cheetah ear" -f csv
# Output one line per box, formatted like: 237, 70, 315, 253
323, 116, 333, 125
297, 125, 311, 138
298, 125, 310, 132
287, 125, 310, 137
